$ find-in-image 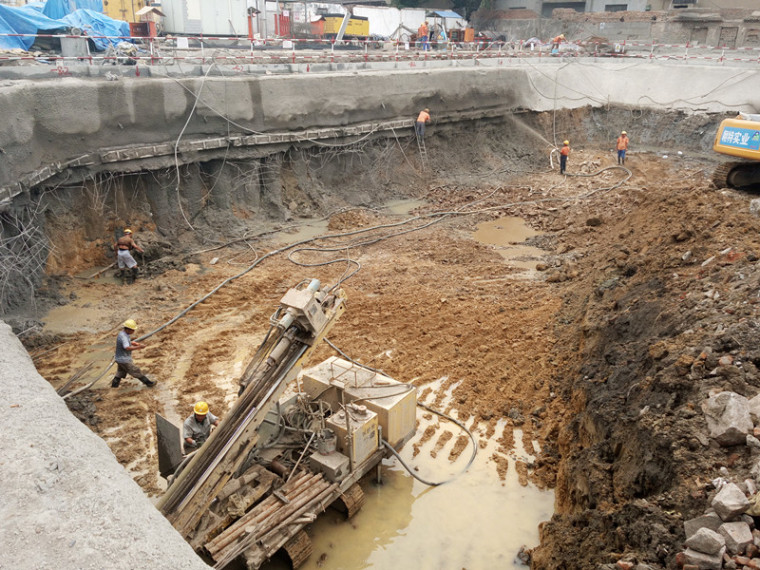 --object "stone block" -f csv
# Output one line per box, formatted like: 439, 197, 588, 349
712, 483, 750, 521
682, 546, 724, 570
702, 392, 752, 446
685, 527, 725, 555
684, 513, 723, 539
719, 521, 753, 555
